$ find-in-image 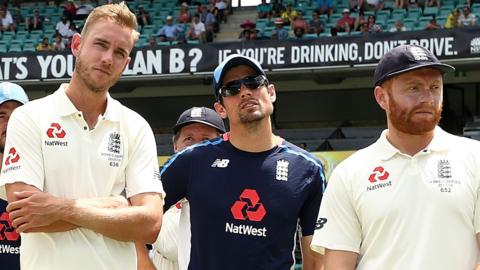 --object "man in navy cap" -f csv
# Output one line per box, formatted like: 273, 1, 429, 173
148, 106, 226, 270
312, 45, 480, 269
161, 54, 325, 270
0, 82, 28, 270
